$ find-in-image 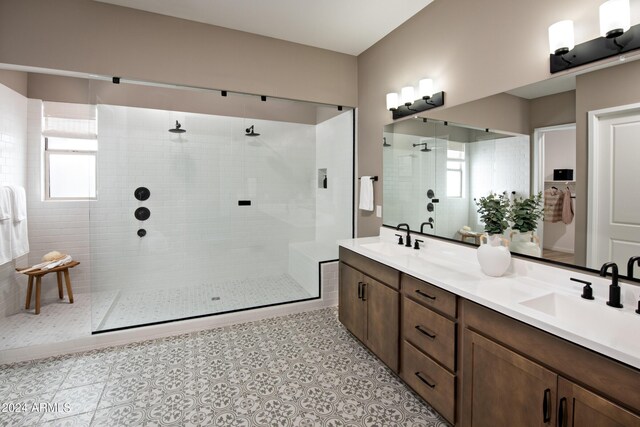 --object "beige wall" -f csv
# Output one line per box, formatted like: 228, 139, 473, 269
357, 0, 608, 236
574, 59, 640, 265
0, 69, 27, 96
0, 0, 357, 108
530, 91, 576, 132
